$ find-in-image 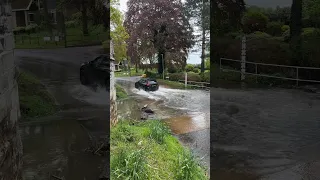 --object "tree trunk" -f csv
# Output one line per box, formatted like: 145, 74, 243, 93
200, 0, 206, 73
81, 0, 89, 36
42, 0, 53, 36
289, 0, 302, 66
157, 51, 165, 75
